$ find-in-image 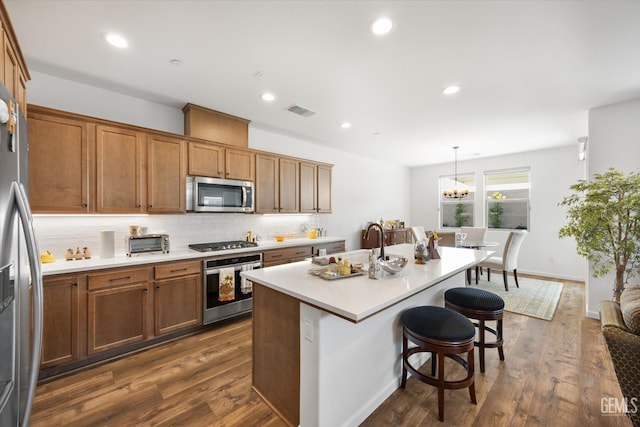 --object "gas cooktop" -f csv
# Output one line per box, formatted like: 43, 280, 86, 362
188, 240, 258, 252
